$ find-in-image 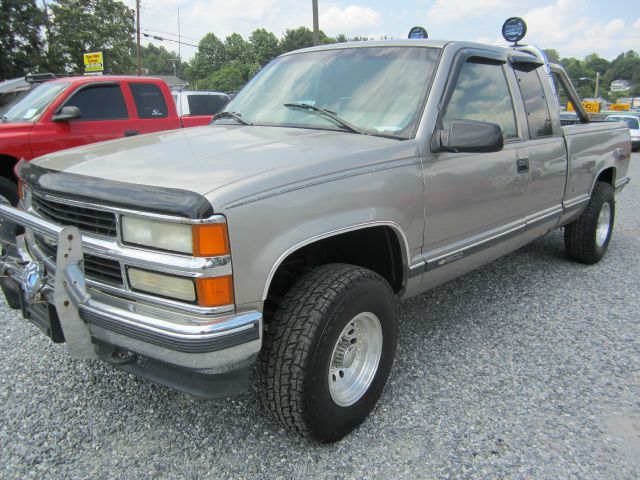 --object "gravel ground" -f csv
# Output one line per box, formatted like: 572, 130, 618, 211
1, 154, 639, 479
